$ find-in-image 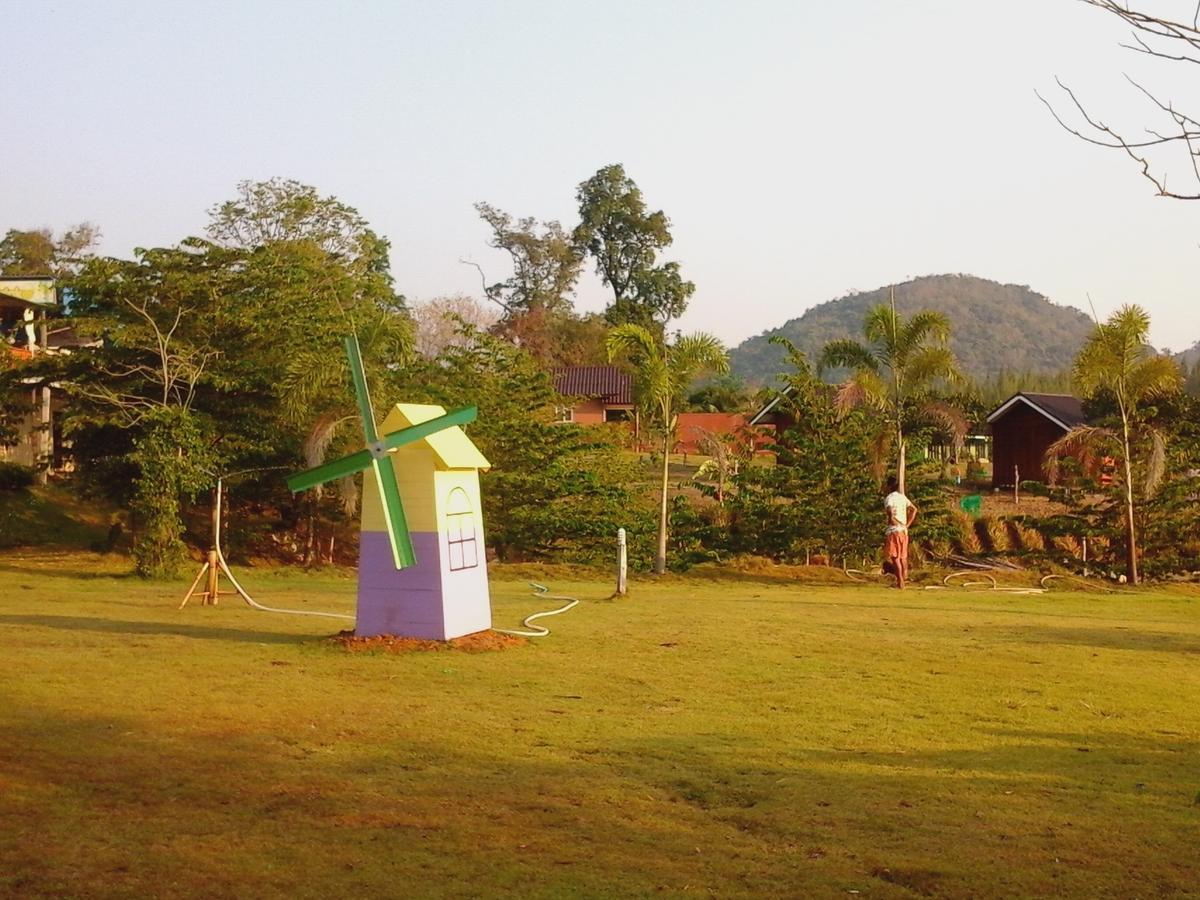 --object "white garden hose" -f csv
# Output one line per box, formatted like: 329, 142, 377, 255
933, 571, 1045, 595
493, 582, 580, 637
